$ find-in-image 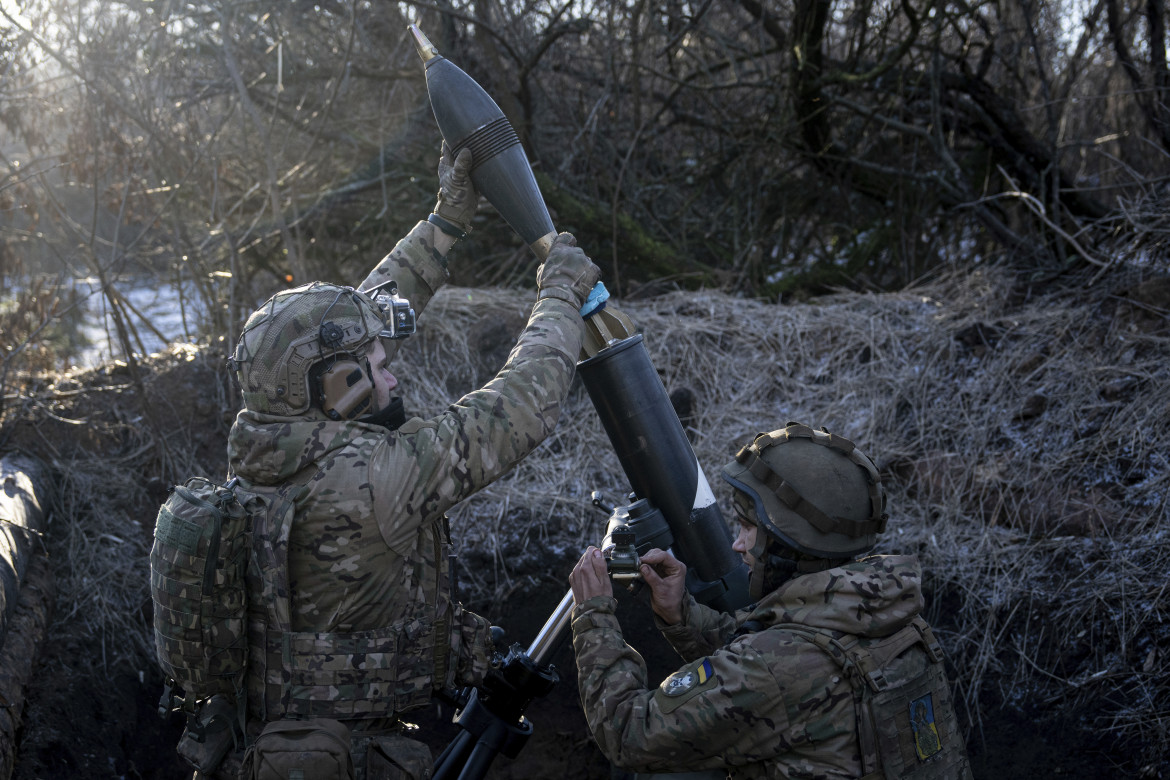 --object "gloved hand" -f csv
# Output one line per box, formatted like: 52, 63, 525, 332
432, 142, 478, 237
536, 233, 601, 308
